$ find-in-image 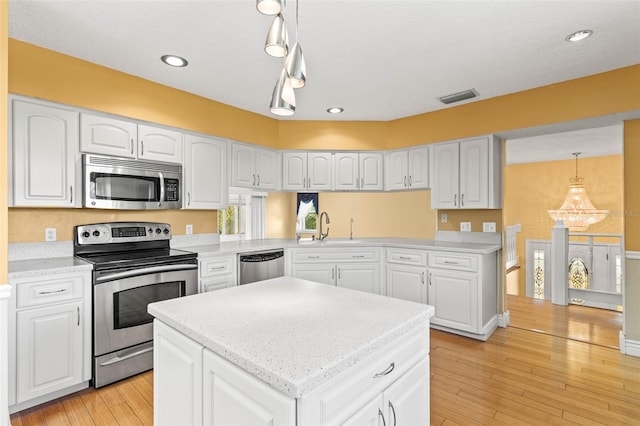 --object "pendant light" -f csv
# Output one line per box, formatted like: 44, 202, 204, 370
270, 68, 295, 116
265, 13, 288, 58
284, 0, 306, 88
547, 153, 608, 232
256, 0, 282, 15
